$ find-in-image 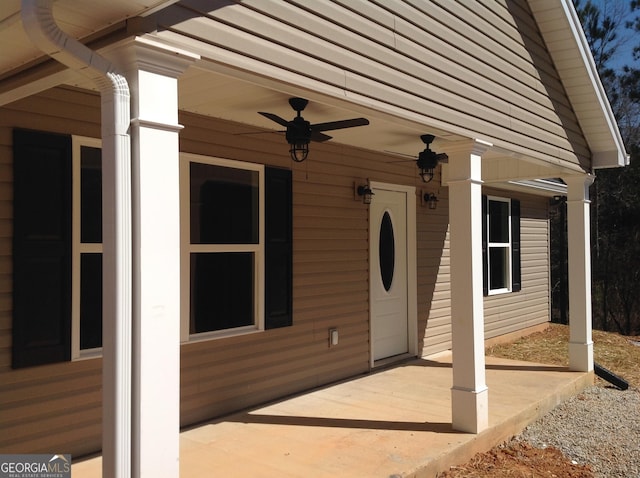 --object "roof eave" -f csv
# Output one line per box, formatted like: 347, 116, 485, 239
530, 0, 629, 169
